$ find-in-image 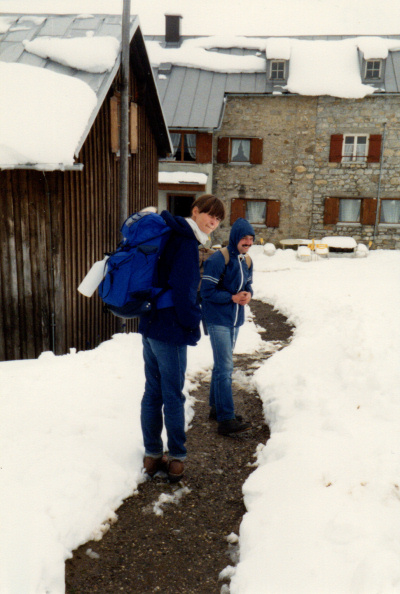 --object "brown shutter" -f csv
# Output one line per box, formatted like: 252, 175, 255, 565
324, 197, 340, 224
367, 135, 382, 163
266, 200, 280, 227
129, 102, 138, 154
110, 95, 120, 153
230, 198, 246, 224
217, 137, 230, 163
250, 137, 263, 164
196, 132, 213, 163
329, 135, 343, 163
361, 198, 377, 225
